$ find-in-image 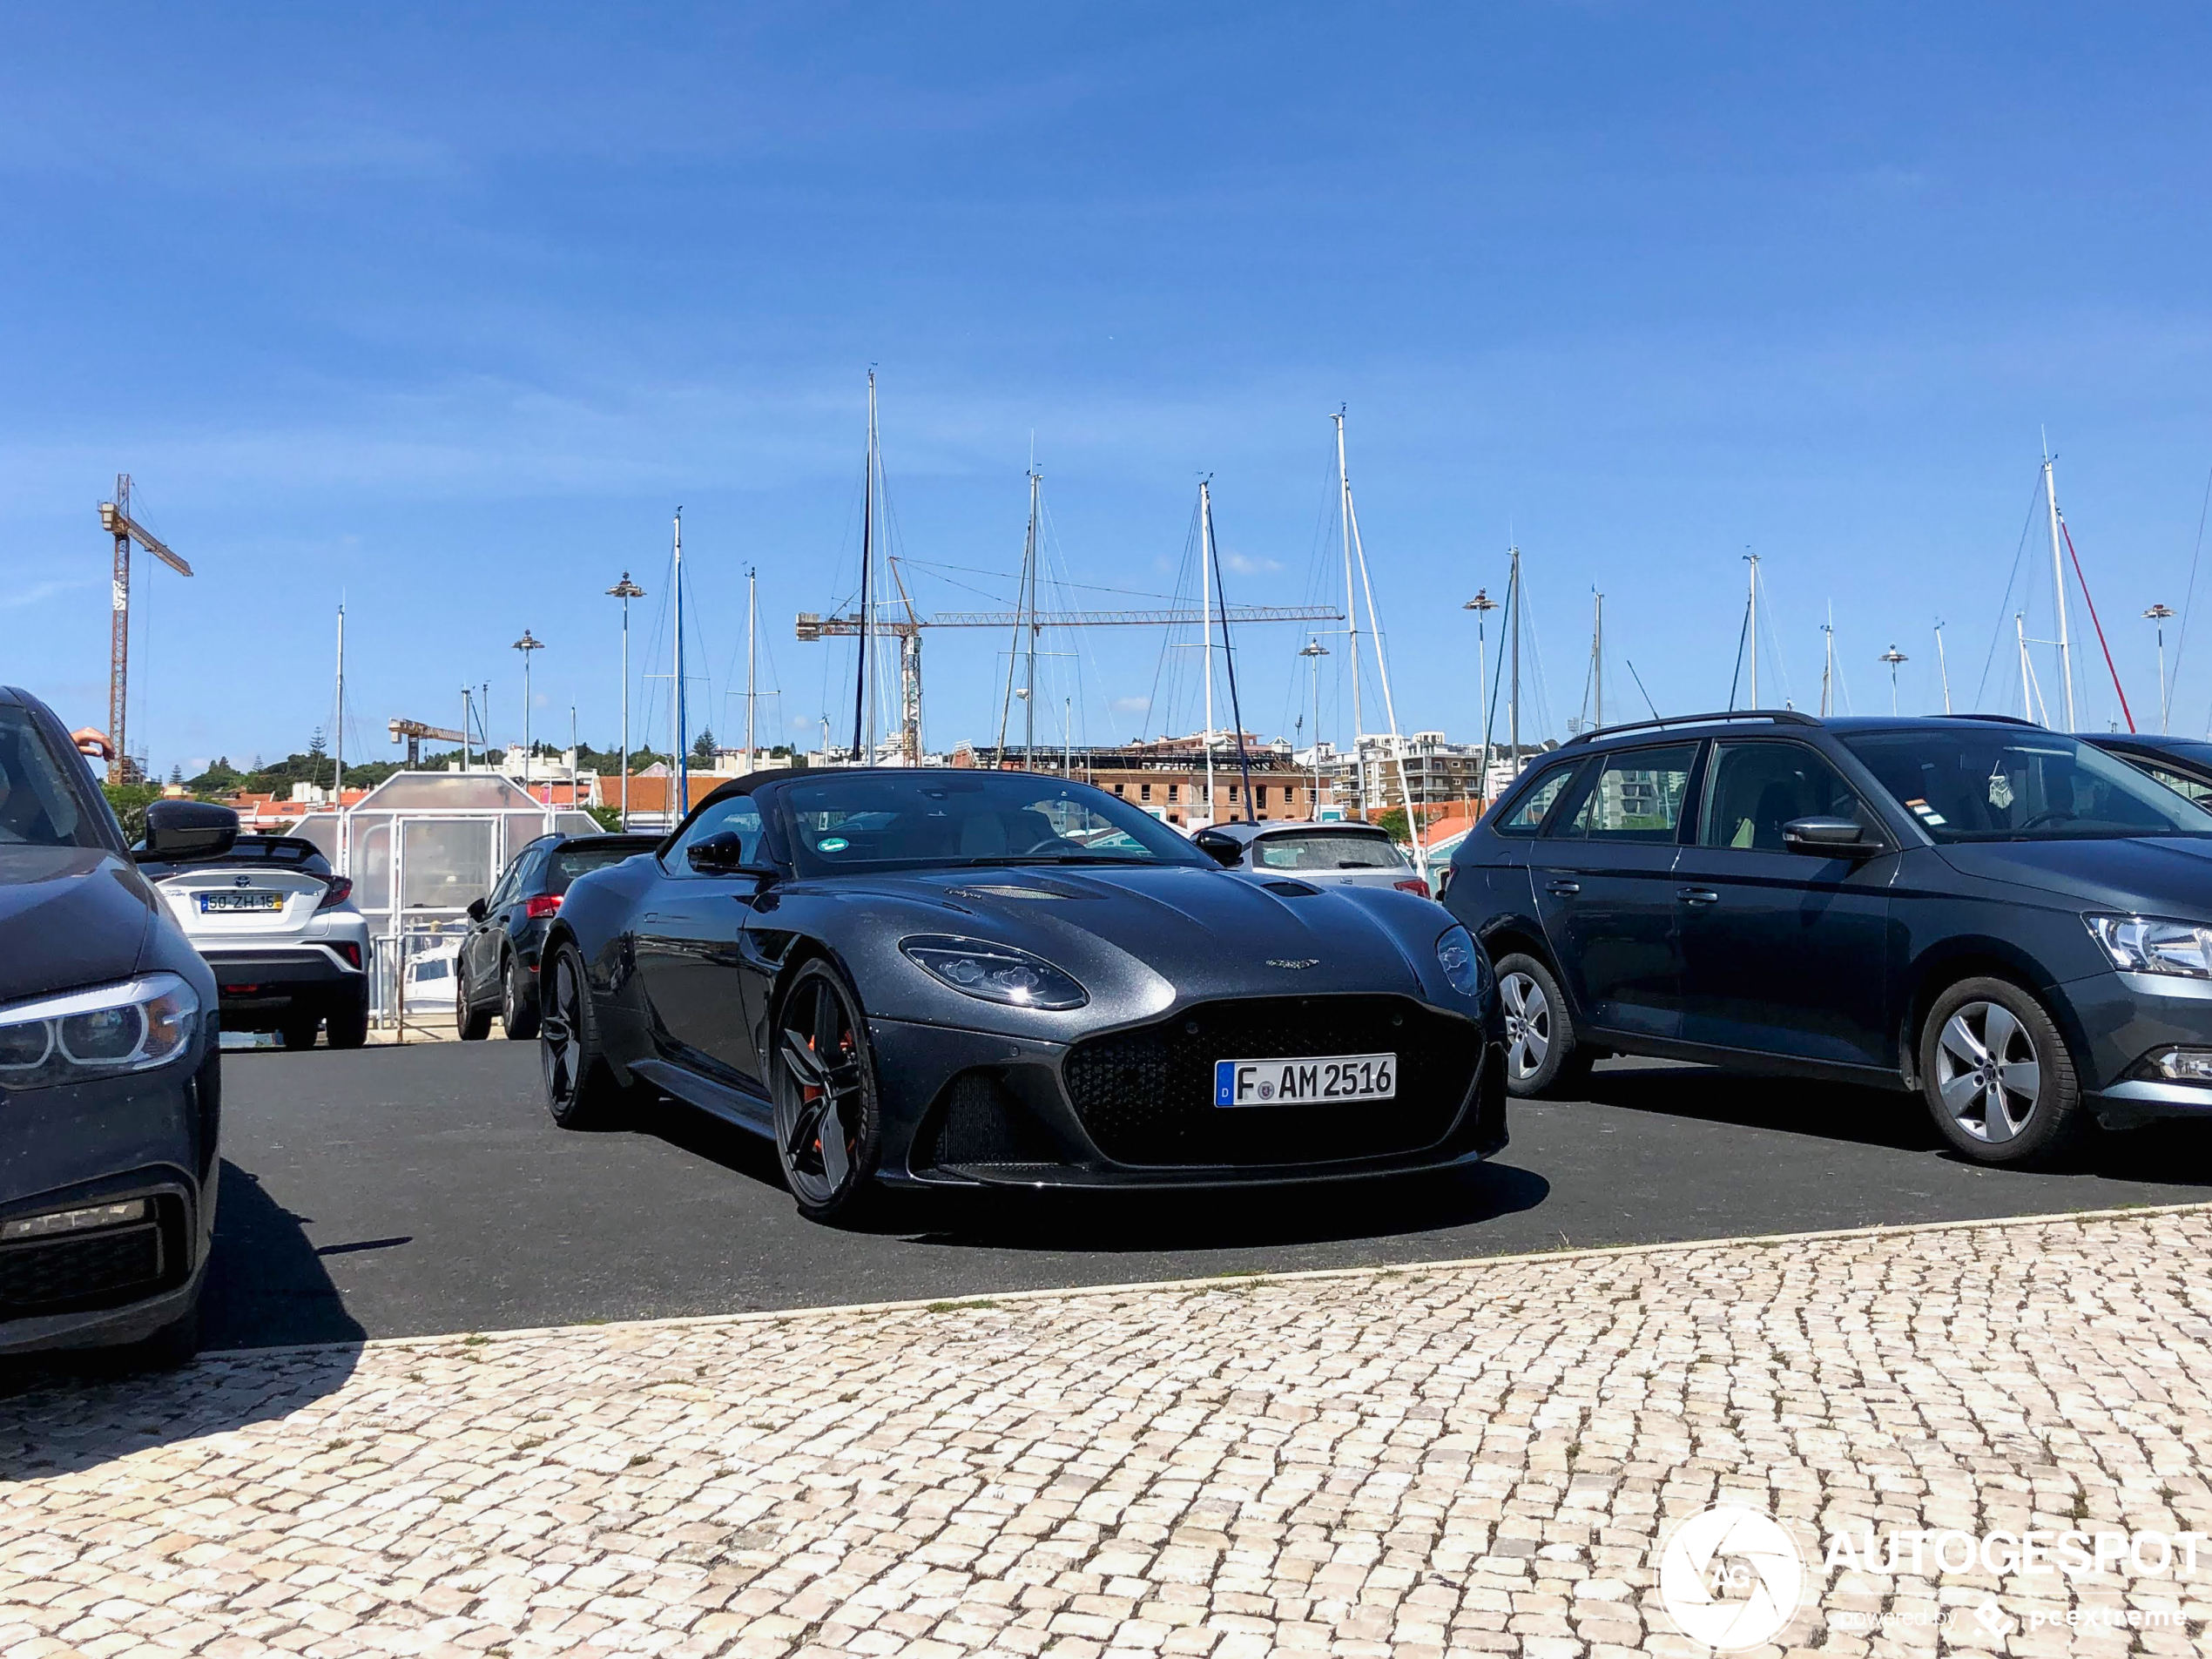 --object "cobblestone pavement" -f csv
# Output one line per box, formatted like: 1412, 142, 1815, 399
5, 1206, 2211, 1659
